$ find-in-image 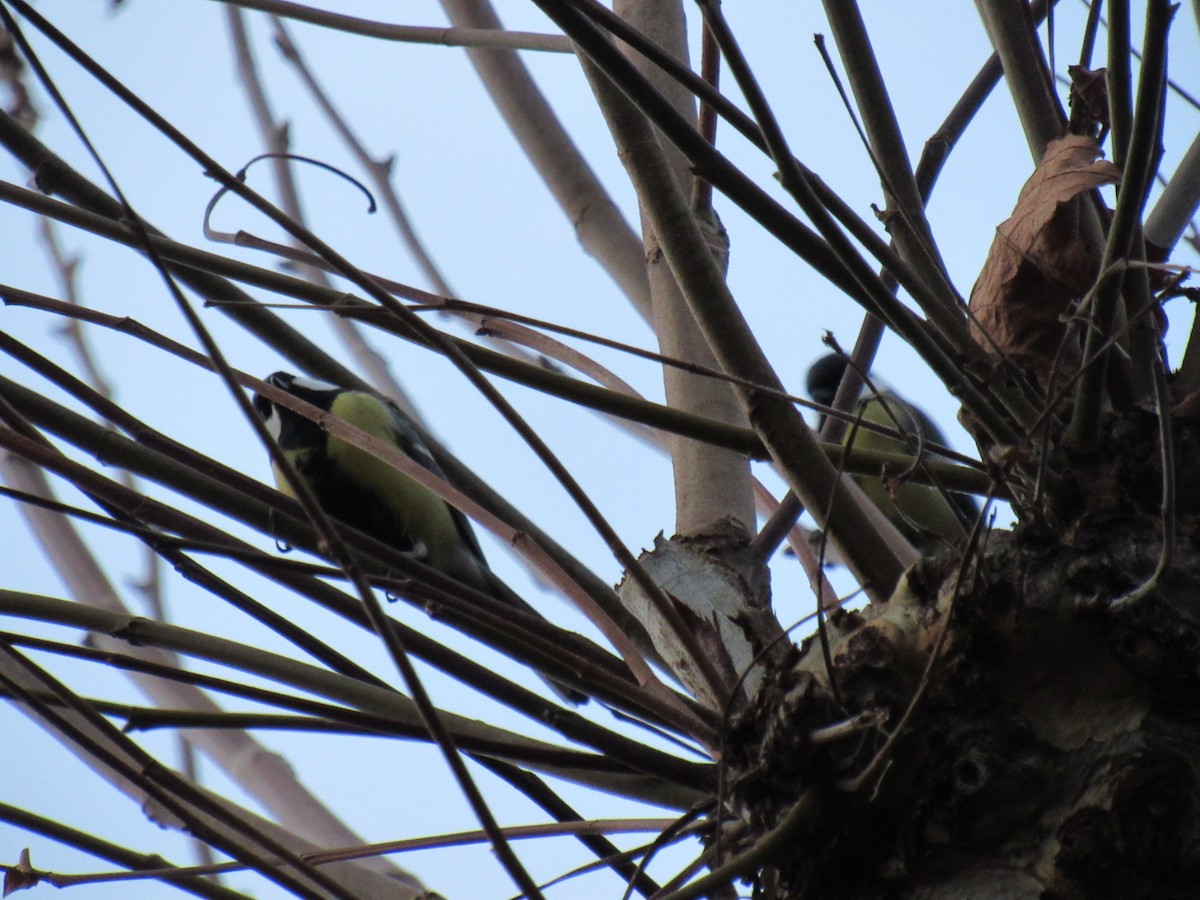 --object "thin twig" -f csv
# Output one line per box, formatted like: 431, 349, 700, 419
210, 0, 574, 52
3, 10, 545, 892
